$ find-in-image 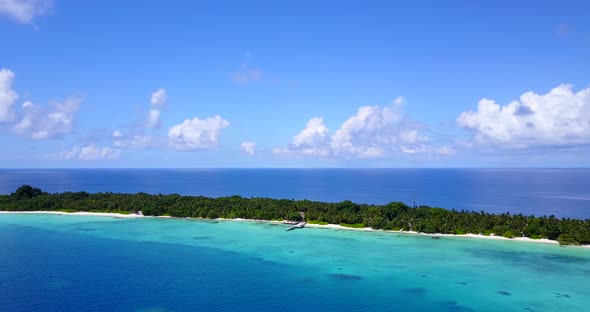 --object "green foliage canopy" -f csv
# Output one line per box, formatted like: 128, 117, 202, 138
1, 185, 589, 246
